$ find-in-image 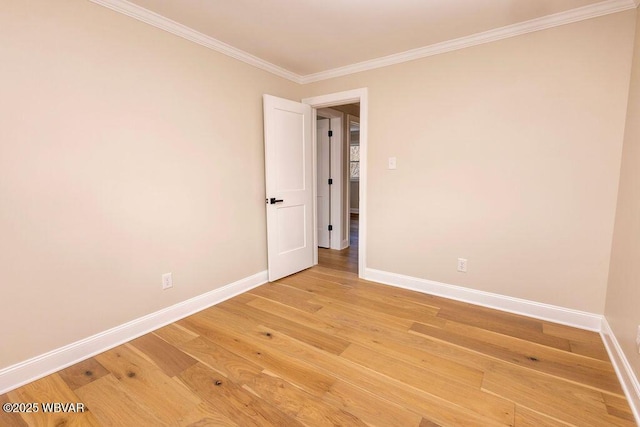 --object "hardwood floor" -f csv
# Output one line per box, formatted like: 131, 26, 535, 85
317, 213, 359, 274
1, 214, 635, 426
